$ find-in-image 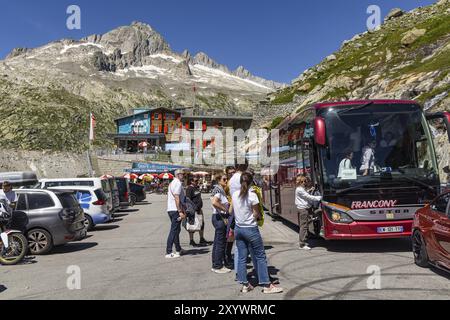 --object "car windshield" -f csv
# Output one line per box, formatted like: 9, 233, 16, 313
319, 103, 439, 191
